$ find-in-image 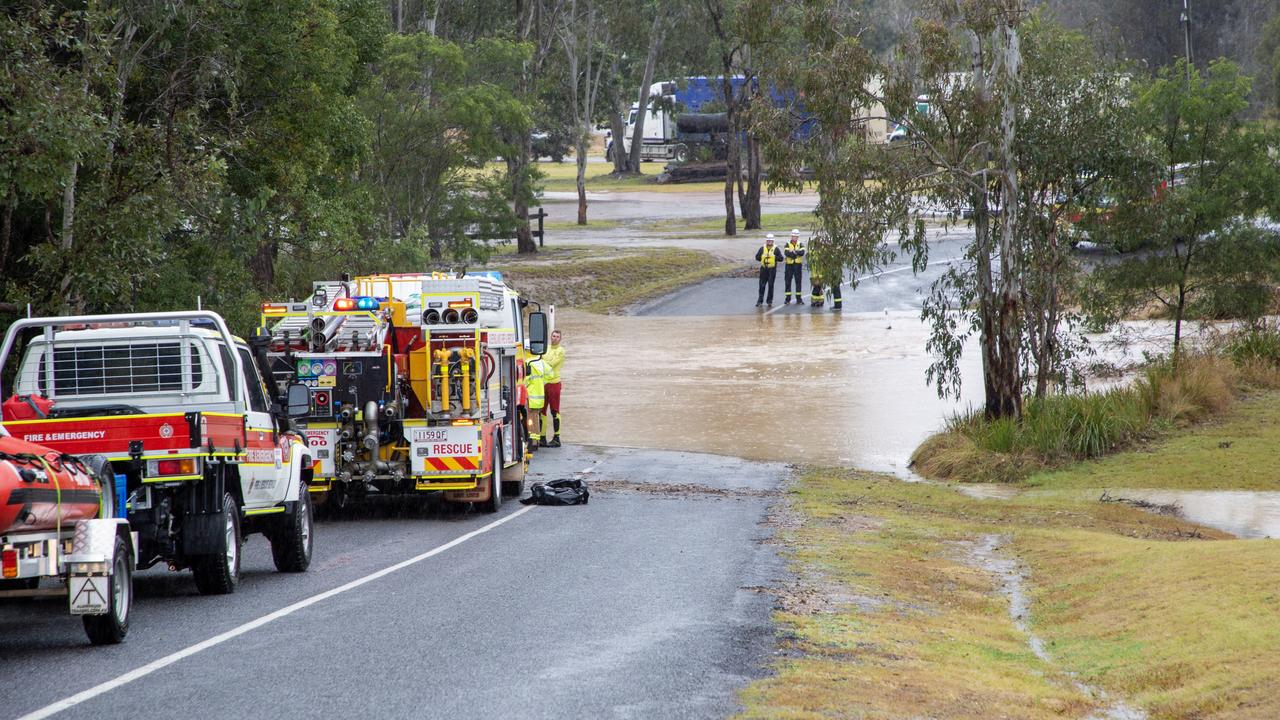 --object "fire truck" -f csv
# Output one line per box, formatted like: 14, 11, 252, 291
0, 311, 316, 595
258, 272, 548, 511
